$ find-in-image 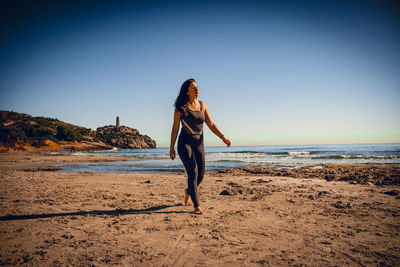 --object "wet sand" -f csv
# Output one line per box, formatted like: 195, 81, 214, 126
0, 151, 134, 171
0, 152, 399, 266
